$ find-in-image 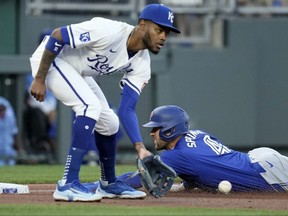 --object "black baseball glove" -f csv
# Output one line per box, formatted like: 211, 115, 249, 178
136, 155, 177, 198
